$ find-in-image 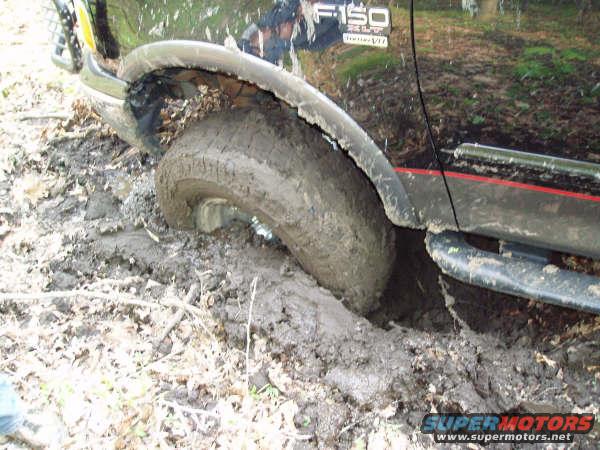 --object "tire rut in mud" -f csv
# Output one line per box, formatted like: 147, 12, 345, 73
31, 136, 600, 447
